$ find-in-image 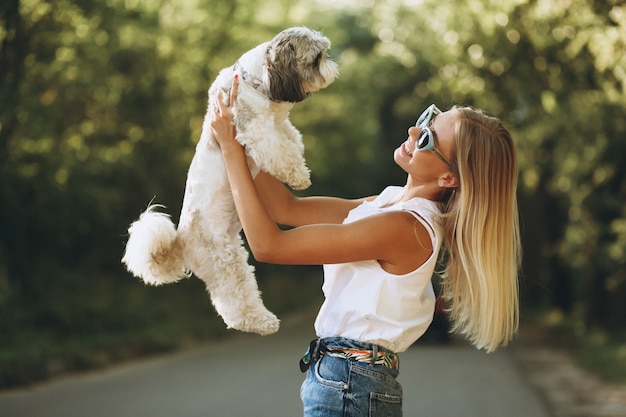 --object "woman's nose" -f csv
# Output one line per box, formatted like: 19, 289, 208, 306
408, 126, 420, 137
